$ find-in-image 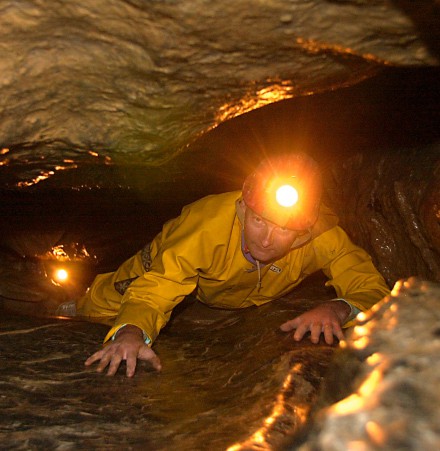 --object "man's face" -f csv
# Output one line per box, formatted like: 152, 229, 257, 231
241, 203, 299, 264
